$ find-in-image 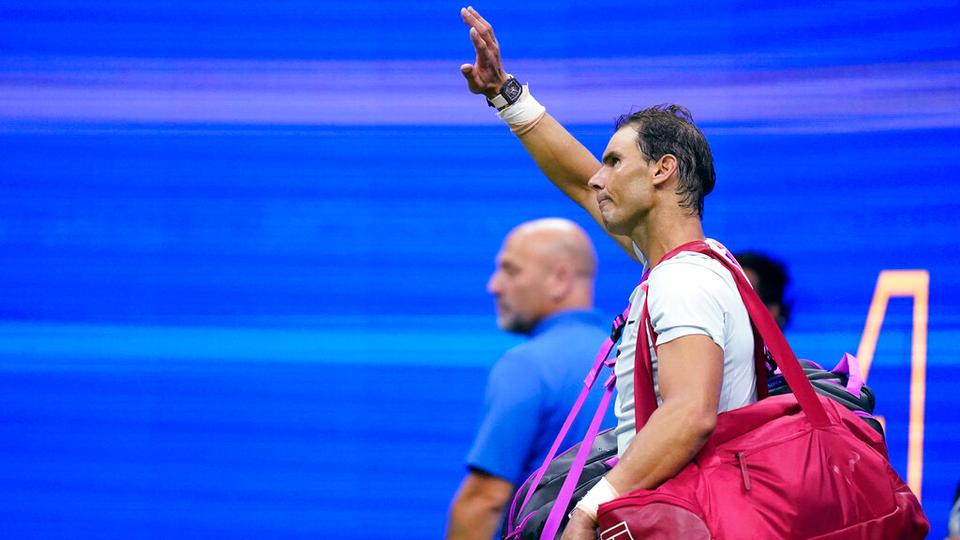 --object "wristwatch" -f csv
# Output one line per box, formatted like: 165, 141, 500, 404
486, 76, 523, 110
